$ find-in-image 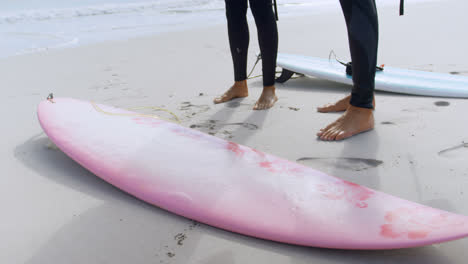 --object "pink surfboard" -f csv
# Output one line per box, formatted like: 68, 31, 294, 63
37, 97, 468, 250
